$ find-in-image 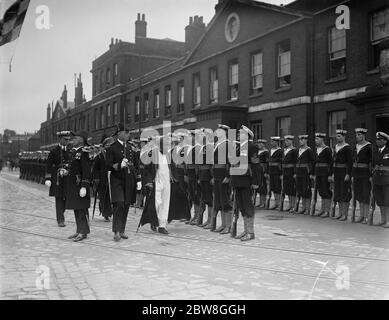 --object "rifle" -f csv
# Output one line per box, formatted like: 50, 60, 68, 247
310, 177, 317, 216
293, 175, 300, 213
230, 190, 238, 238
280, 176, 285, 211
367, 183, 375, 226
265, 176, 271, 209
92, 185, 98, 221
350, 181, 356, 222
